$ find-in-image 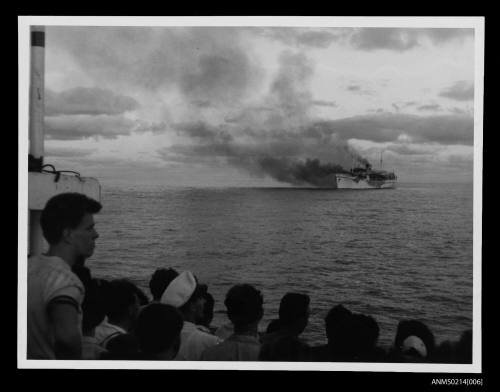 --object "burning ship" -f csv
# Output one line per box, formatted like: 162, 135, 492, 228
334, 163, 397, 189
